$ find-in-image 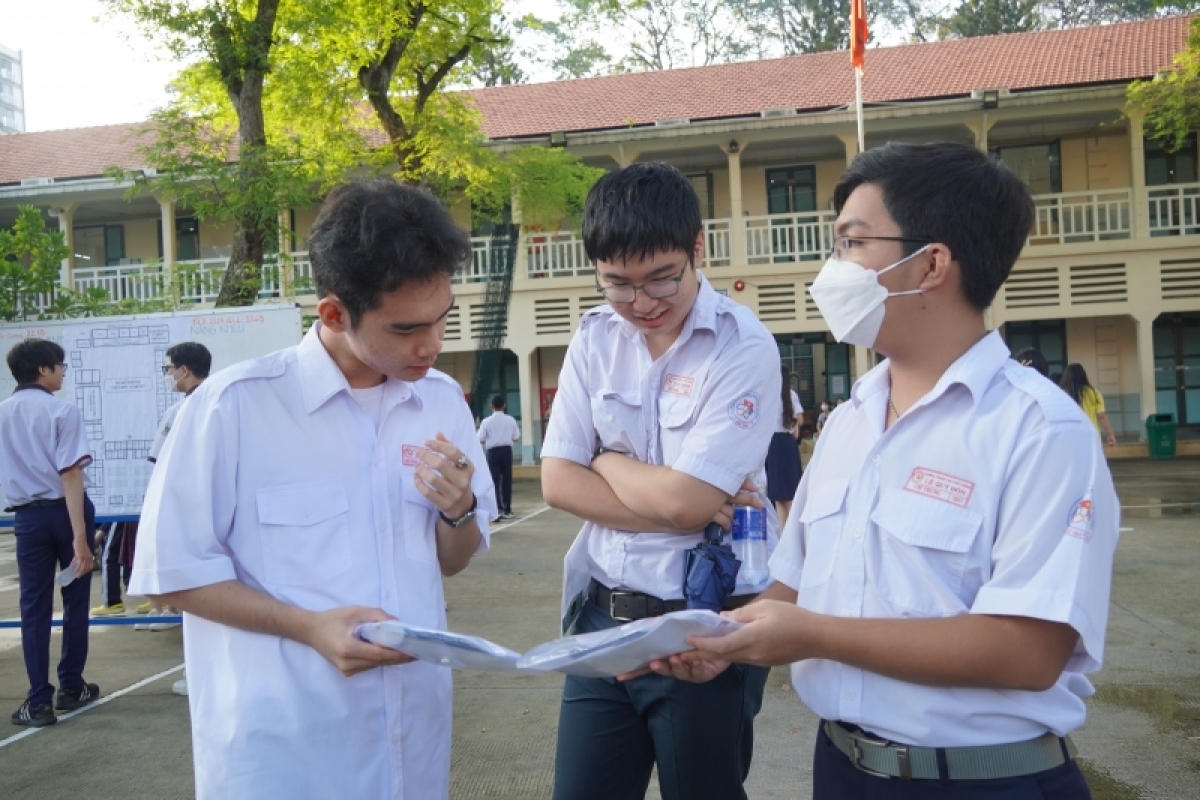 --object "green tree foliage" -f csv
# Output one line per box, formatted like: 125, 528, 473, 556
0, 207, 70, 322
748, 0, 850, 54
941, 0, 1043, 37
1128, 15, 1200, 151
